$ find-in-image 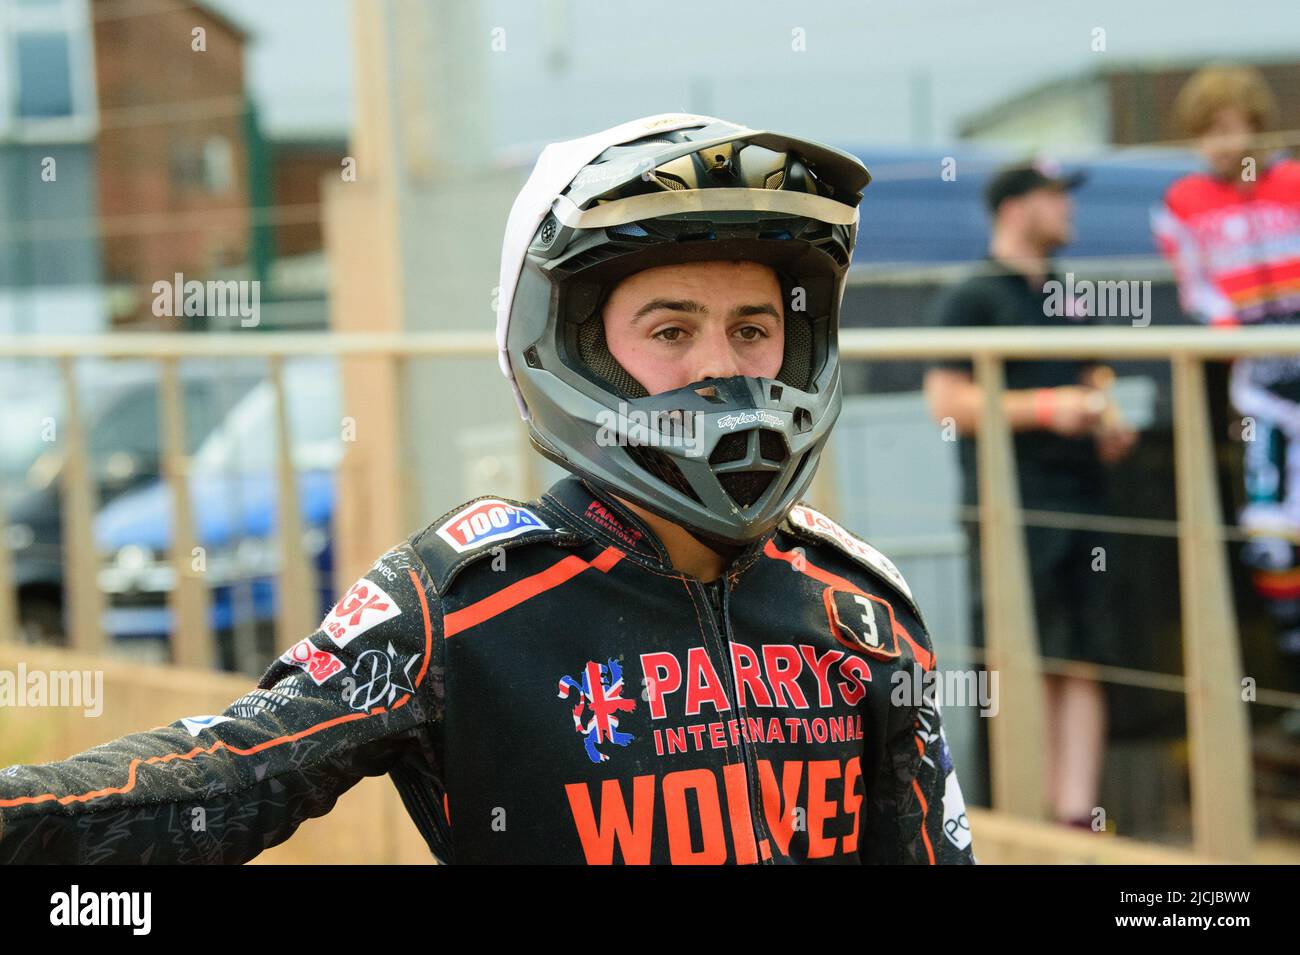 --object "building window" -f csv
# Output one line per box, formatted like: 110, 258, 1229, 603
1, 0, 95, 141
15, 32, 73, 118
204, 135, 234, 193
